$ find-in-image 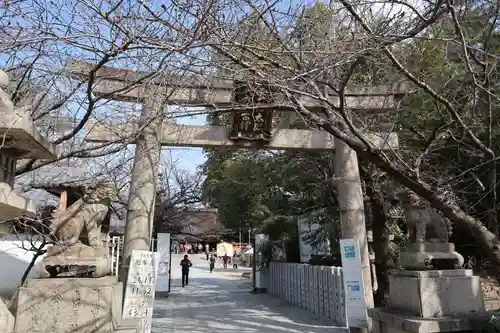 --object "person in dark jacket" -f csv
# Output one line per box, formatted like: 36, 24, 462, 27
180, 255, 193, 287
209, 254, 216, 273
222, 254, 229, 269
